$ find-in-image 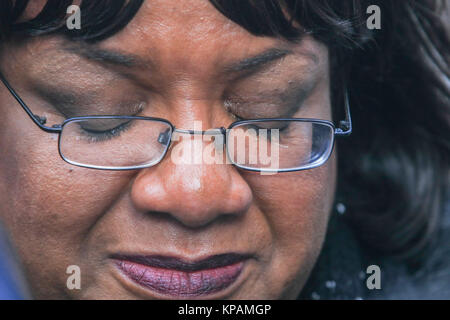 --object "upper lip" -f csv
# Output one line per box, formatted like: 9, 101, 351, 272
110, 253, 253, 271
